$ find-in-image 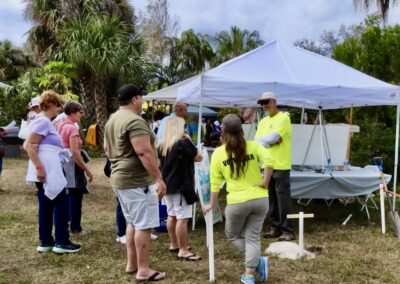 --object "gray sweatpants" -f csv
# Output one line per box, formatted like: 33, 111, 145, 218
224, 198, 269, 268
